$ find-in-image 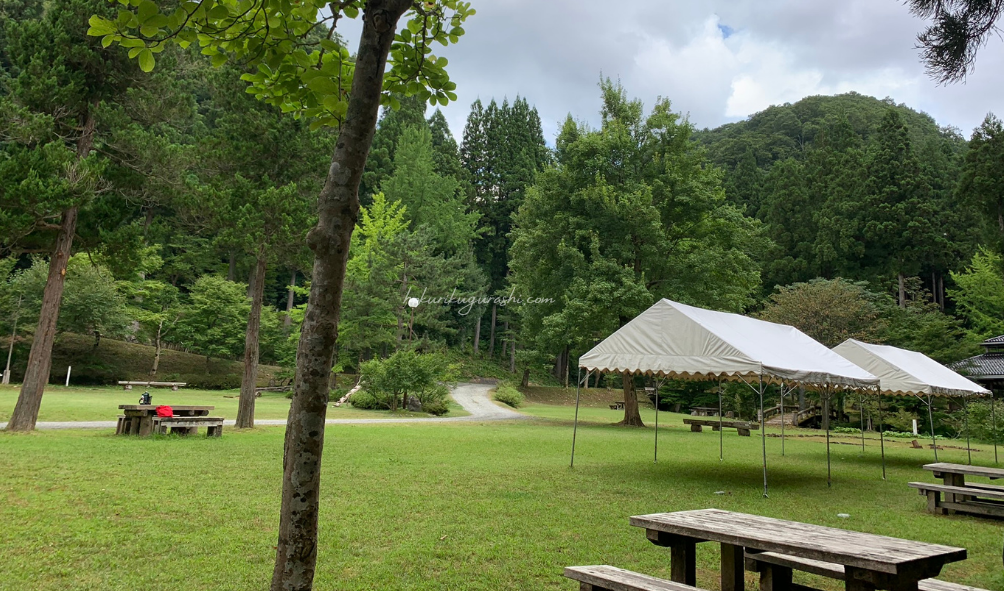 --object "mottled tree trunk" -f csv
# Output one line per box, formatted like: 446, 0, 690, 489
620, 372, 645, 427
472, 314, 481, 355
151, 319, 163, 377
237, 254, 267, 429
488, 303, 496, 357
270, 3, 410, 589
284, 270, 296, 332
